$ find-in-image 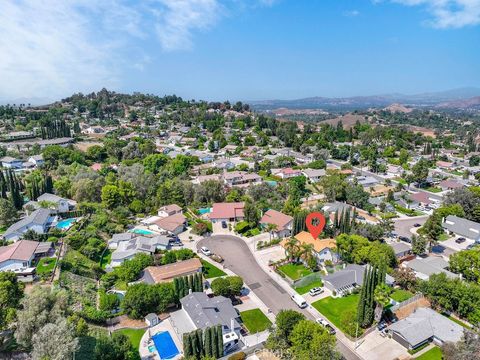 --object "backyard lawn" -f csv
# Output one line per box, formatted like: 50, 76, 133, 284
278, 263, 312, 281
312, 294, 360, 334
115, 328, 145, 351
425, 186, 442, 193
240, 309, 272, 334
294, 279, 323, 295
36, 257, 56, 275
390, 289, 414, 303
99, 249, 112, 269
201, 259, 227, 279
415, 346, 442, 360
